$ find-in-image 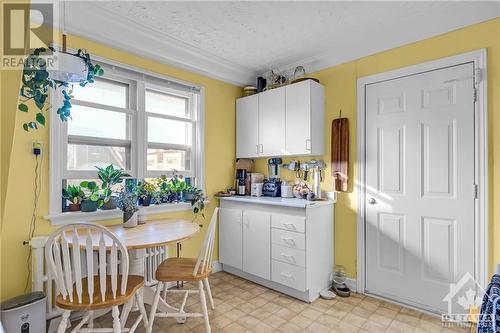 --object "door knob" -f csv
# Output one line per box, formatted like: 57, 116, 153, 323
368, 198, 377, 205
